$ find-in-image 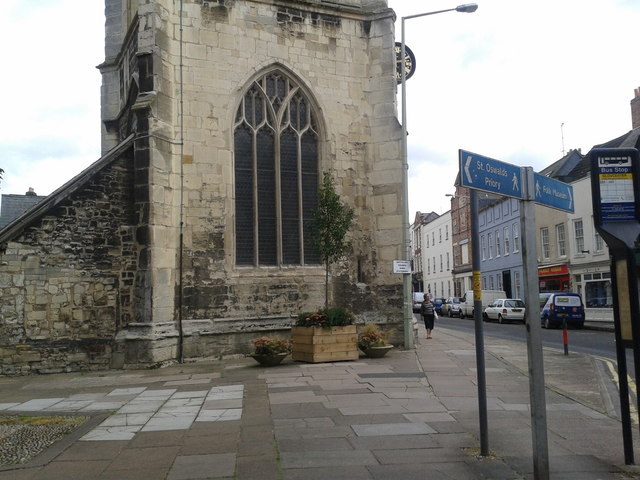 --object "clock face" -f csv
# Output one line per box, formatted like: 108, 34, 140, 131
395, 42, 416, 84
